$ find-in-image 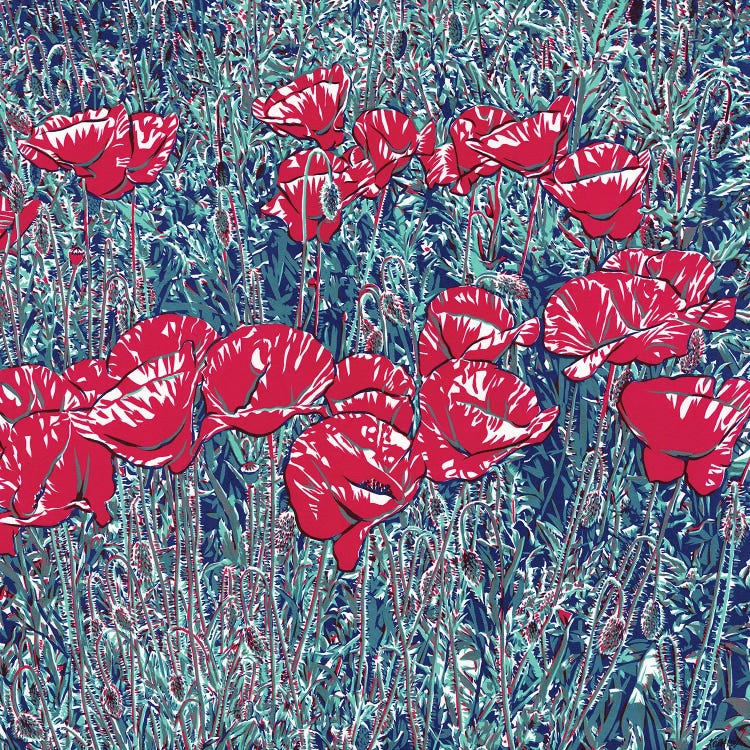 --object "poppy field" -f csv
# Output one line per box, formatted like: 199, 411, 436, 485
0, 0, 749, 748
